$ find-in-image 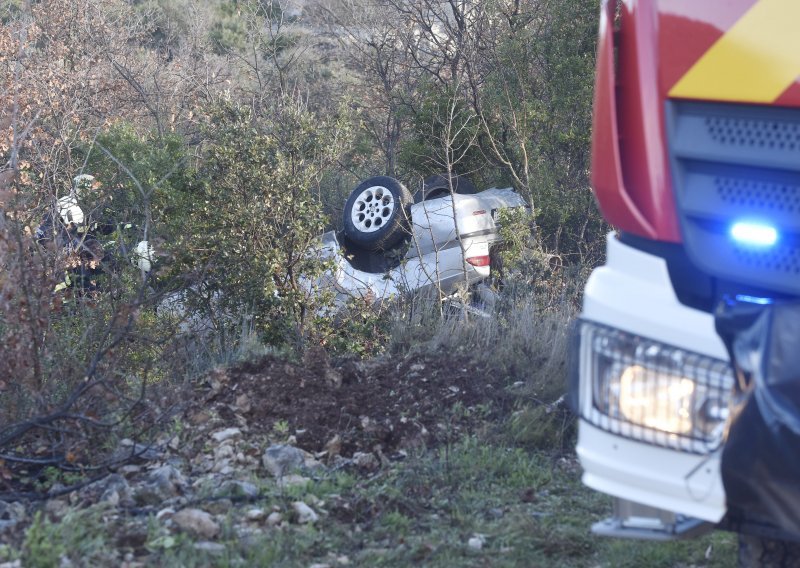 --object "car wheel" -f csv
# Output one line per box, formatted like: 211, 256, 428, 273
343, 176, 413, 251
414, 174, 477, 204
738, 533, 800, 568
